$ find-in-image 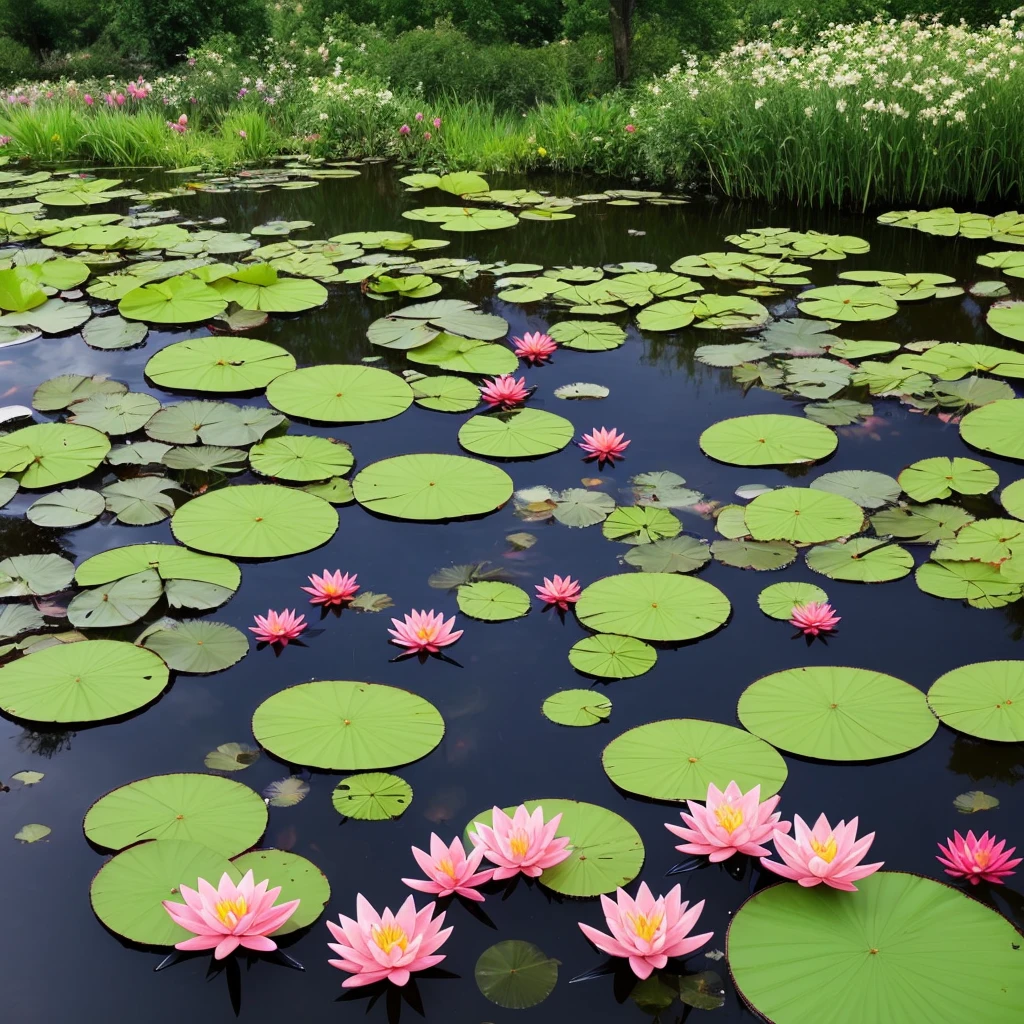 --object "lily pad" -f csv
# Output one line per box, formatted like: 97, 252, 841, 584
899, 457, 998, 502
411, 375, 480, 412
711, 539, 797, 570
476, 941, 559, 1010
141, 620, 248, 674
75, 543, 239, 591
67, 392, 159, 436
82, 315, 148, 350
745, 487, 865, 543
0, 423, 110, 488
636, 300, 696, 332
872, 503, 974, 544
67, 570, 164, 628
552, 488, 616, 527
266, 365, 413, 423
987, 300, 1024, 342
102, 477, 180, 526
0, 604, 45, 639
405, 334, 518, 375
212, 264, 327, 313
162, 445, 248, 474
108, 442, 174, 467
927, 661, 1024, 741
1002, 478, 1024, 520
230, 849, 330, 934
204, 742, 260, 772
806, 538, 914, 582
568, 633, 657, 679
622, 536, 711, 573
700, 414, 836, 466
145, 400, 283, 446
252, 680, 444, 770
249, 435, 353, 482
547, 320, 626, 351
811, 470, 901, 509
602, 718, 787, 800
916, 560, 1022, 609
738, 666, 937, 760
119, 276, 227, 324
542, 689, 612, 726
262, 777, 310, 808
797, 284, 898, 321
145, 337, 296, 392
0, 553, 75, 596
330, 772, 412, 821
602, 506, 682, 545
553, 382, 610, 400
458, 409, 574, 459
757, 581, 828, 619
961, 400, 1024, 461
368, 300, 507, 349
456, 581, 530, 621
